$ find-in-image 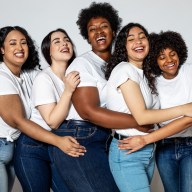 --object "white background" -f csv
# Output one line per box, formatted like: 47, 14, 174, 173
2, 0, 192, 191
